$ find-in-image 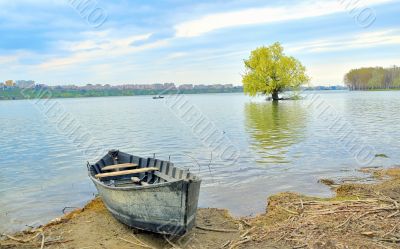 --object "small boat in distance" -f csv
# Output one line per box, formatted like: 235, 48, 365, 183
87, 150, 201, 235
152, 95, 164, 99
